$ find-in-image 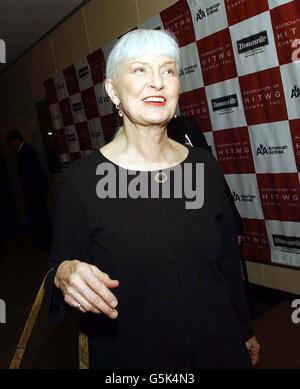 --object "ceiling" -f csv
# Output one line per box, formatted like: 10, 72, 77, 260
0, 0, 88, 72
